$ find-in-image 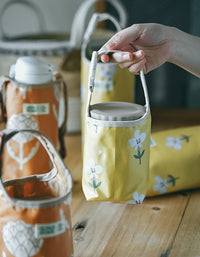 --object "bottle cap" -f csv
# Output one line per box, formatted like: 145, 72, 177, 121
9, 56, 57, 84
90, 102, 145, 121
